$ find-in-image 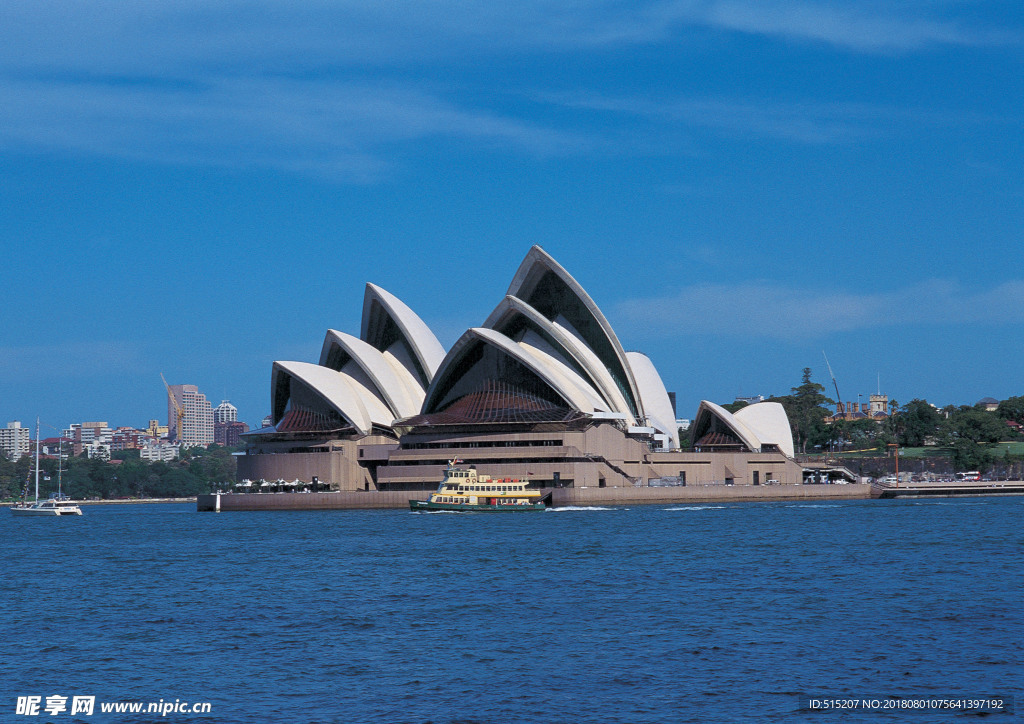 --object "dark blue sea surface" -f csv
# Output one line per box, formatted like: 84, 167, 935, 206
2, 498, 1020, 723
